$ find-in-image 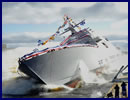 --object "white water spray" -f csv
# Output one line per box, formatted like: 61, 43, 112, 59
2, 42, 70, 95
2, 42, 128, 95
79, 60, 107, 84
